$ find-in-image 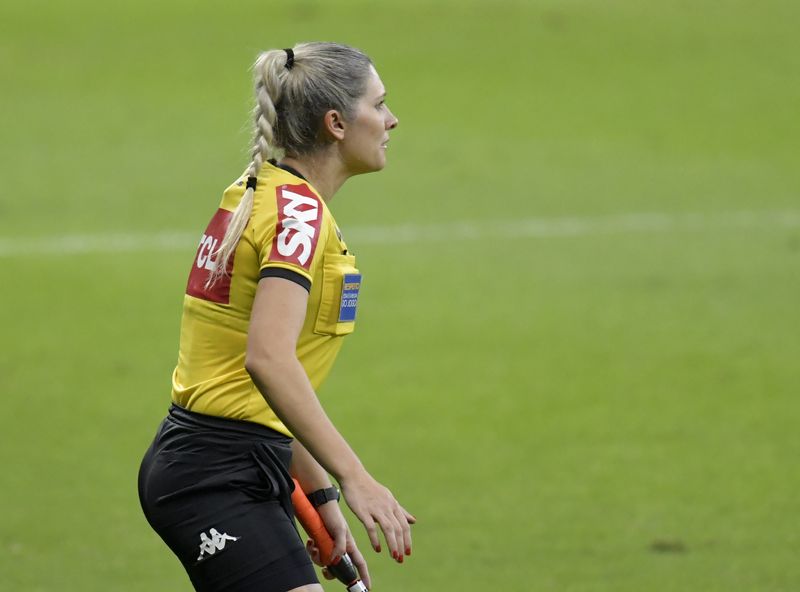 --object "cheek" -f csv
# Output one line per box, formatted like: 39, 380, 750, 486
370, 115, 385, 136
